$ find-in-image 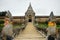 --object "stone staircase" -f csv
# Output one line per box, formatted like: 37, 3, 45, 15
14, 22, 46, 40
